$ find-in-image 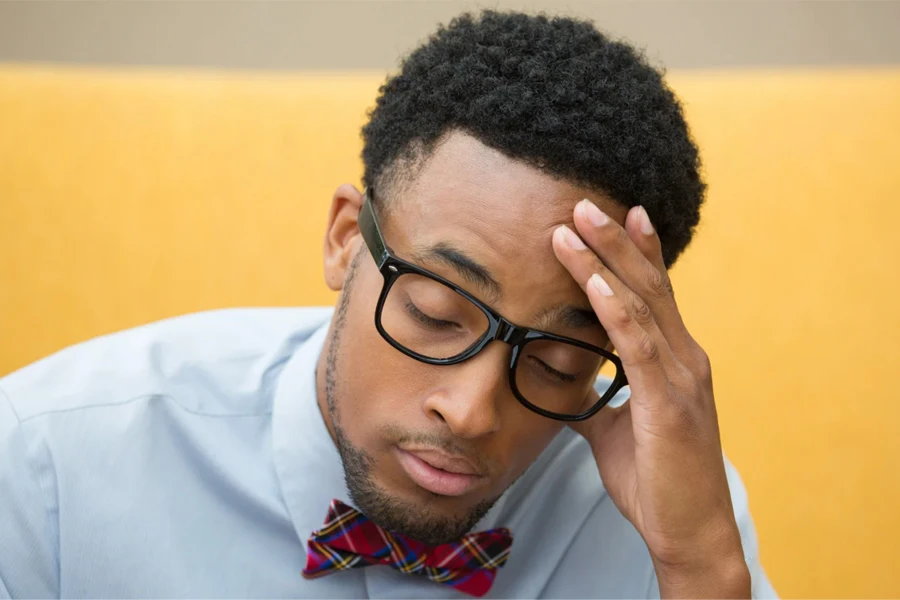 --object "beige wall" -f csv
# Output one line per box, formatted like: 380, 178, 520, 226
1, 0, 899, 70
